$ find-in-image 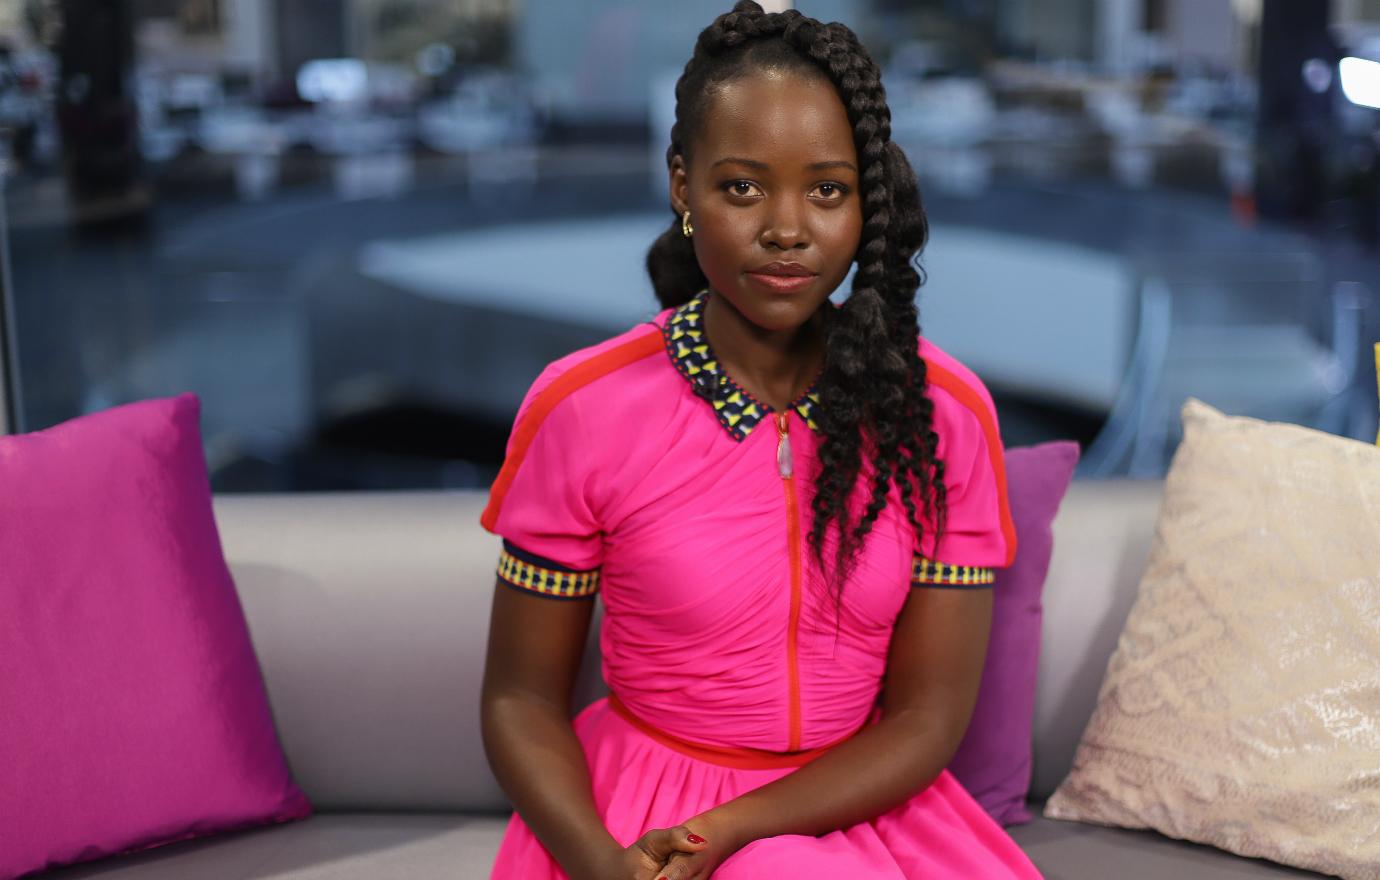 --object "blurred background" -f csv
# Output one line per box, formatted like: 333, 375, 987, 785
1, 0, 1377, 491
